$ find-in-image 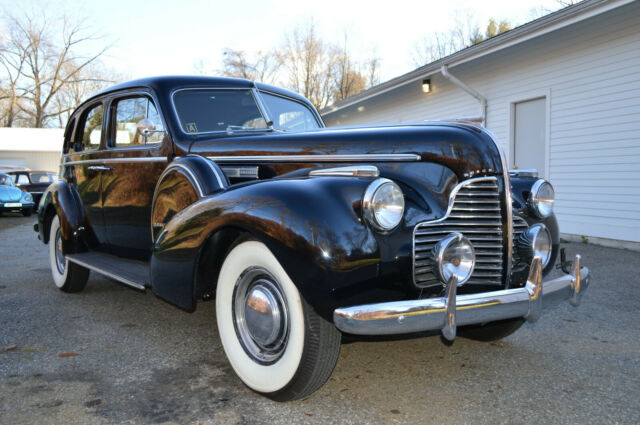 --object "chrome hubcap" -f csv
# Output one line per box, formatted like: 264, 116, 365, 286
55, 228, 65, 274
233, 267, 289, 364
